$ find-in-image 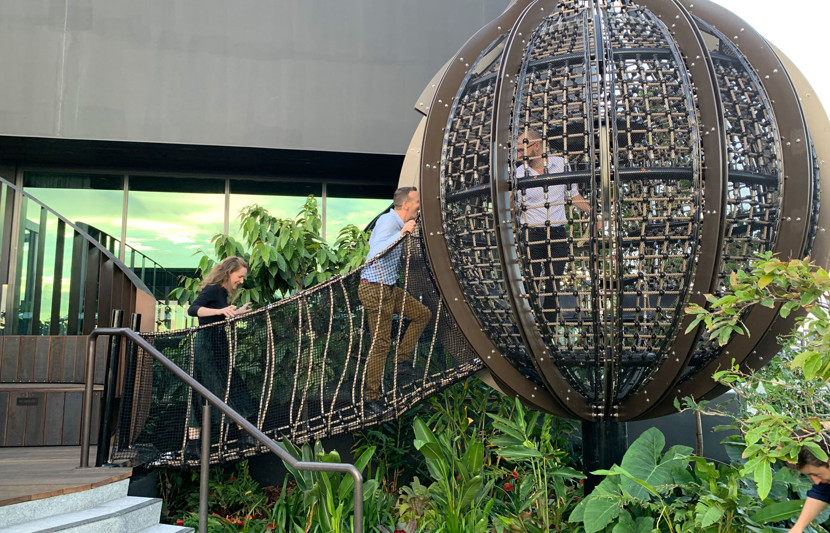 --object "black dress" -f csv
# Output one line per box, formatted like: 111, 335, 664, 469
187, 284, 255, 429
